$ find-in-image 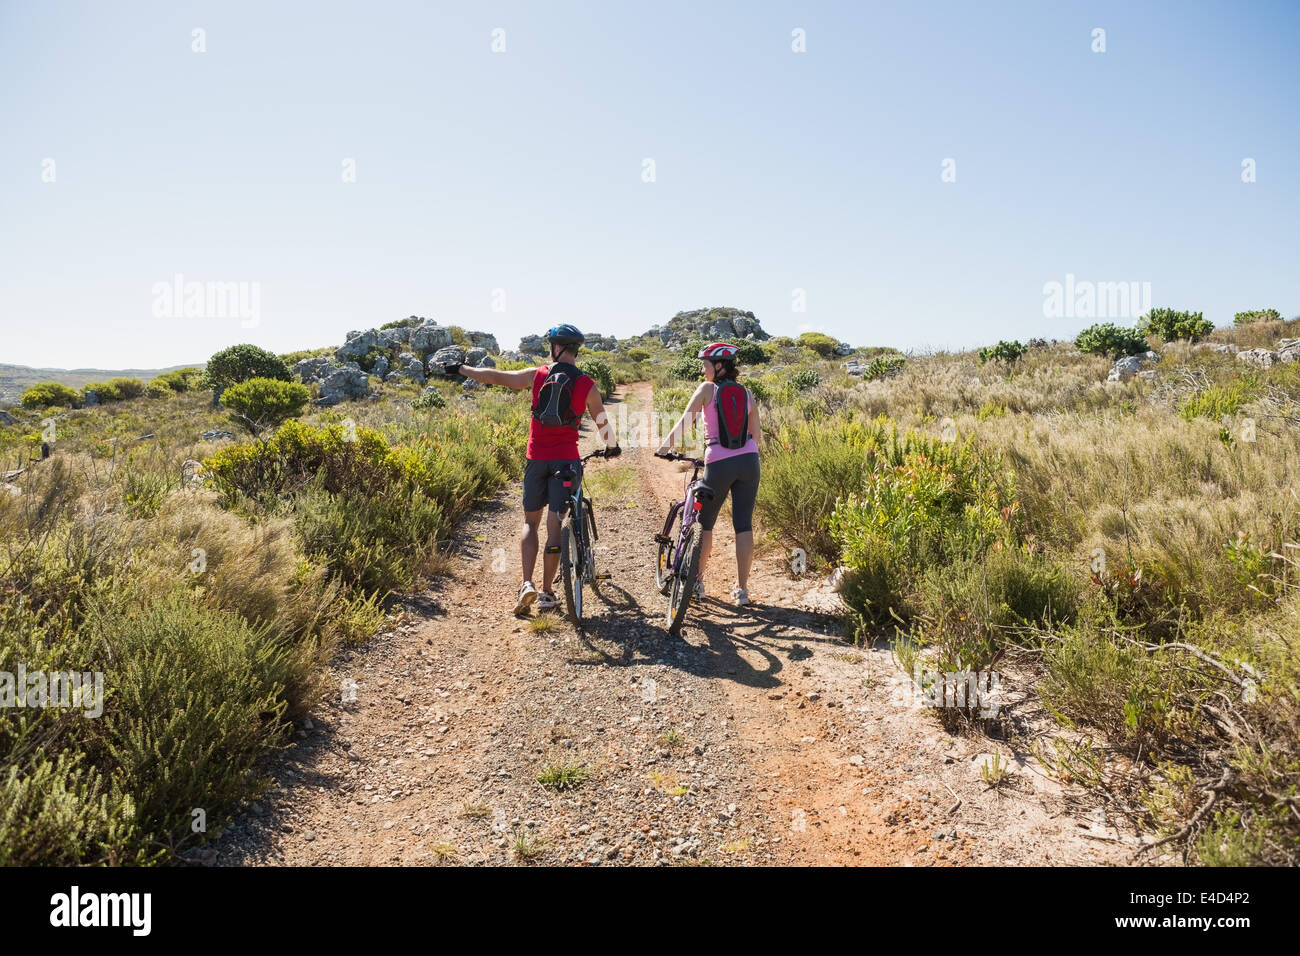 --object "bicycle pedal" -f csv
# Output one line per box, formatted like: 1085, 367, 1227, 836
654, 535, 672, 545
594, 573, 612, 580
